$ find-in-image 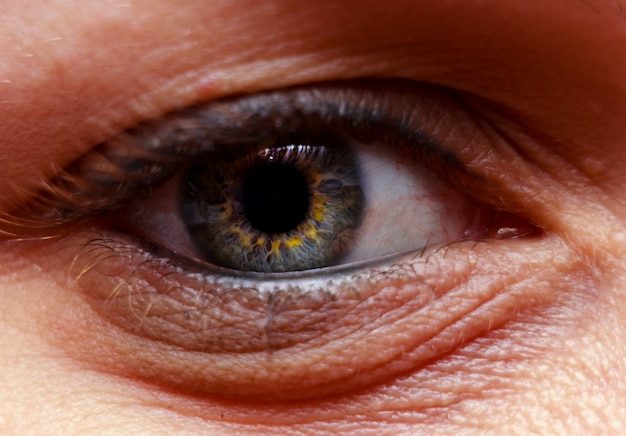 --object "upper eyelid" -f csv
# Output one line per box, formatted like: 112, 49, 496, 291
1, 79, 473, 237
